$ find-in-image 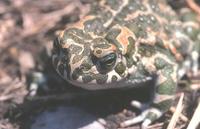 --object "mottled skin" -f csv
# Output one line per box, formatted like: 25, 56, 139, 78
52, 0, 200, 128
